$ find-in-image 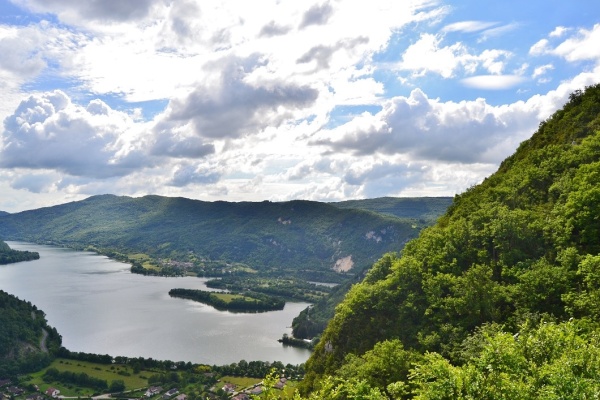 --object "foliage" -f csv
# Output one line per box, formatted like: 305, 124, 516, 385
0, 290, 62, 377
206, 276, 331, 303
0, 239, 39, 264
409, 320, 600, 399
301, 84, 600, 395
168, 288, 285, 312
0, 197, 446, 279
